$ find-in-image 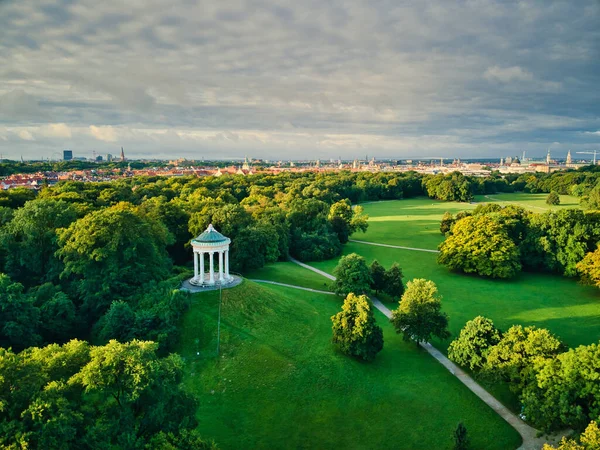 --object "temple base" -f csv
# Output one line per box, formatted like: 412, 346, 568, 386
189, 272, 235, 287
